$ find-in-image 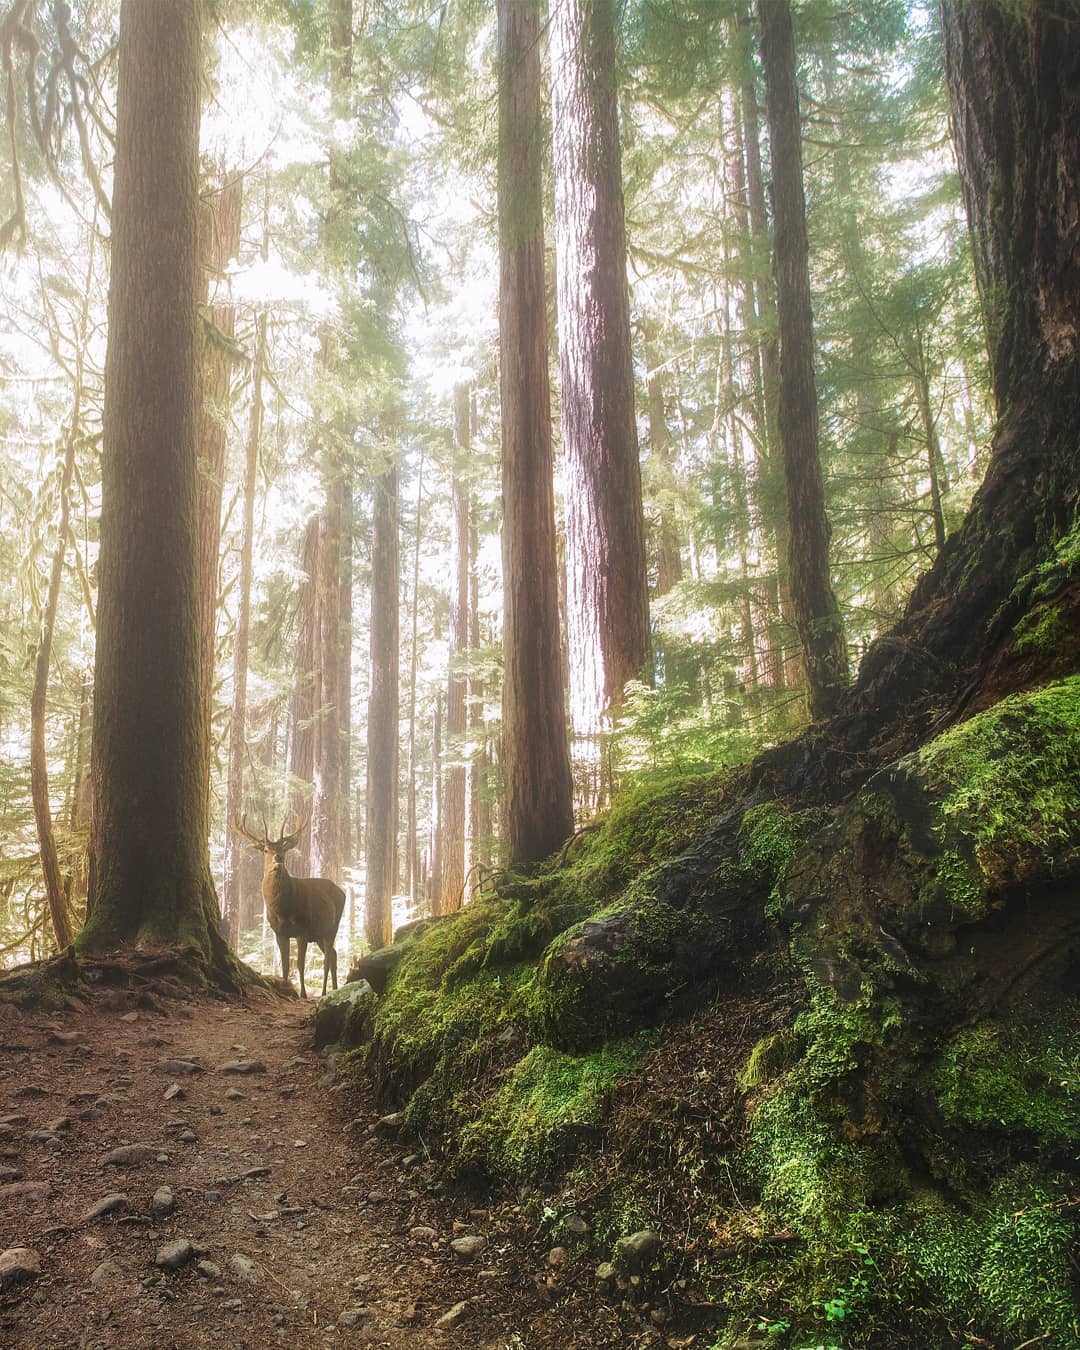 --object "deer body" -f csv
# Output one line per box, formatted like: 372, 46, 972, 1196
235, 816, 346, 999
